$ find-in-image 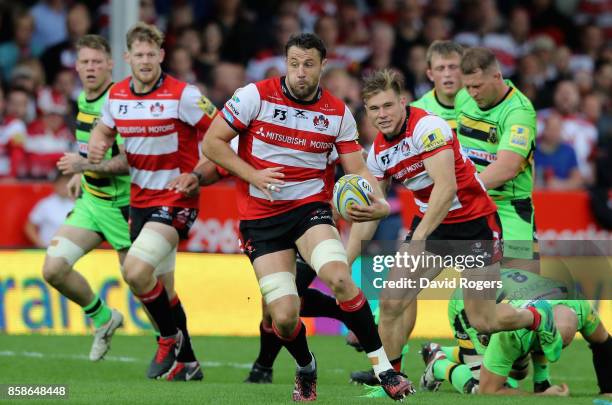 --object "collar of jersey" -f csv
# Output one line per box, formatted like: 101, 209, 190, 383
478, 80, 515, 112
85, 82, 114, 103
433, 90, 454, 110
130, 72, 165, 96
280, 76, 322, 105
382, 106, 410, 142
